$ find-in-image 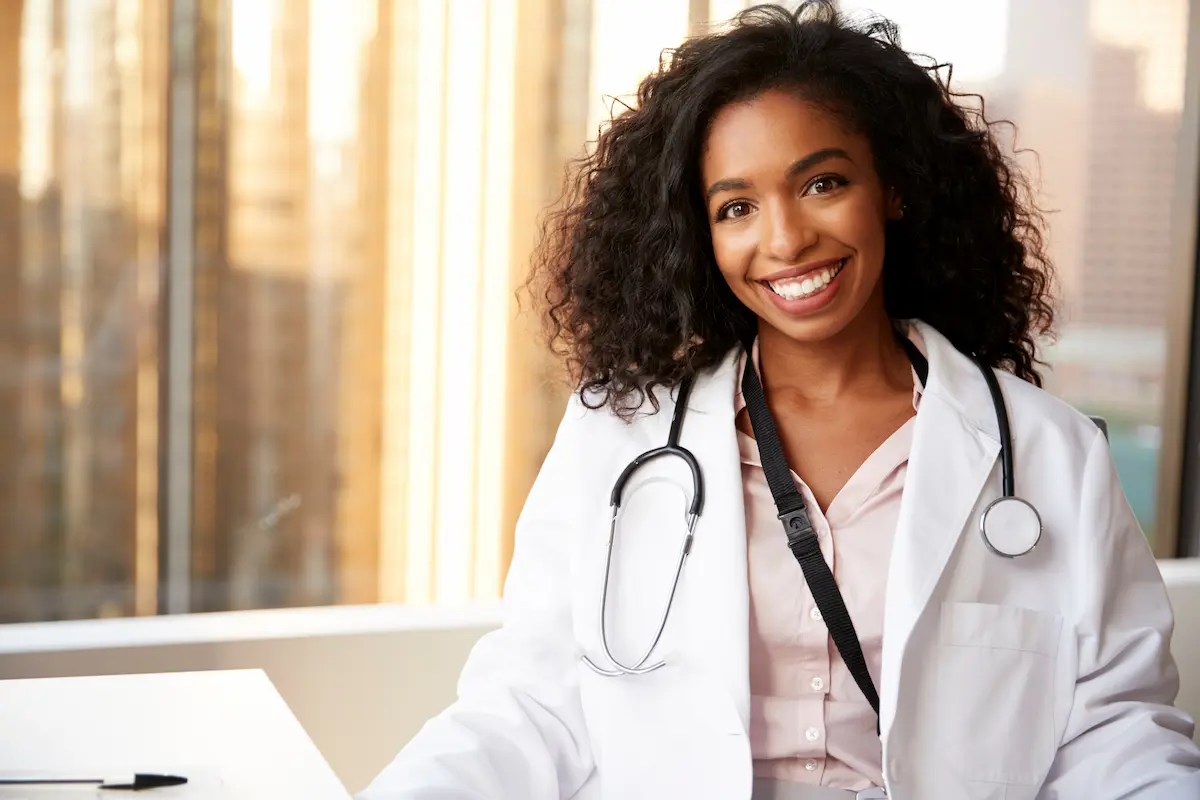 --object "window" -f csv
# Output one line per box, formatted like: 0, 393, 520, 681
0, 0, 593, 622
3, 0, 1195, 623
0, 0, 169, 622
